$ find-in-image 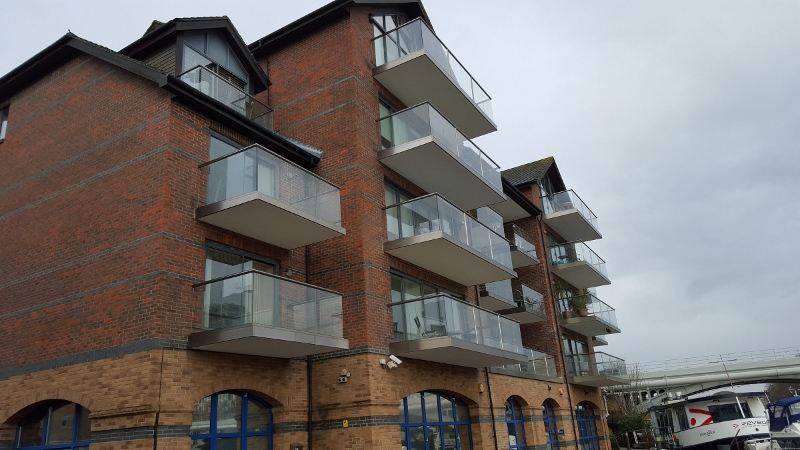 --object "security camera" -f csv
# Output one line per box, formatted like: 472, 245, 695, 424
389, 355, 403, 365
